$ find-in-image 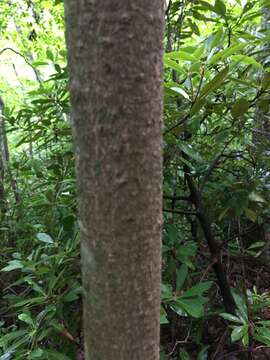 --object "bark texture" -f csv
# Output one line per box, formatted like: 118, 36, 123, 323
64, 1, 164, 359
